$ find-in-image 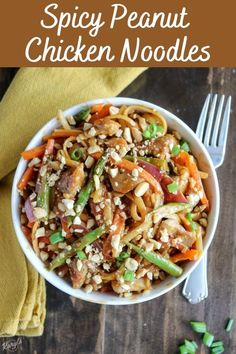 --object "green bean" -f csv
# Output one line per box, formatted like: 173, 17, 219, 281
128, 242, 183, 277
74, 151, 110, 216
77, 225, 106, 251
37, 174, 50, 218
48, 225, 106, 271
74, 179, 94, 216
93, 151, 110, 176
